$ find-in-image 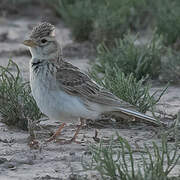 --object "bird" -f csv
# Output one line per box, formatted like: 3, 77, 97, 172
23, 22, 160, 144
